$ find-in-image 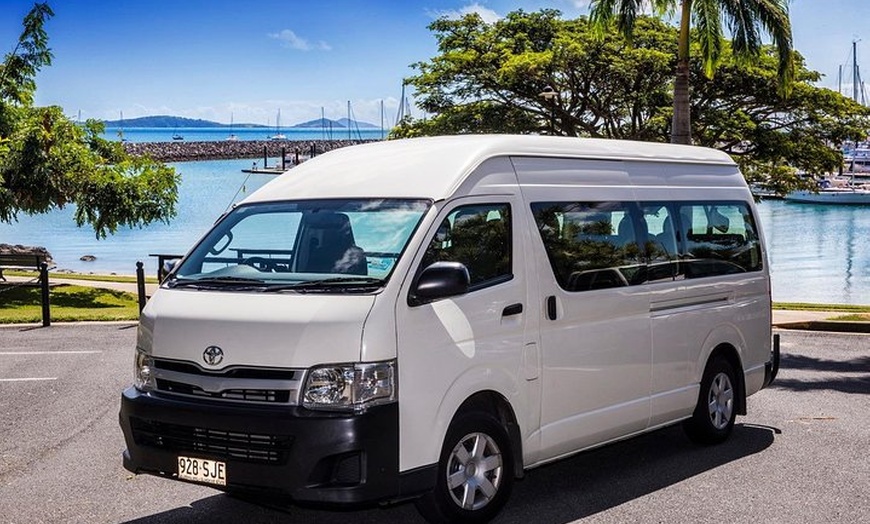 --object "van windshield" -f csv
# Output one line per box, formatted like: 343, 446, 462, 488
170, 199, 431, 291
